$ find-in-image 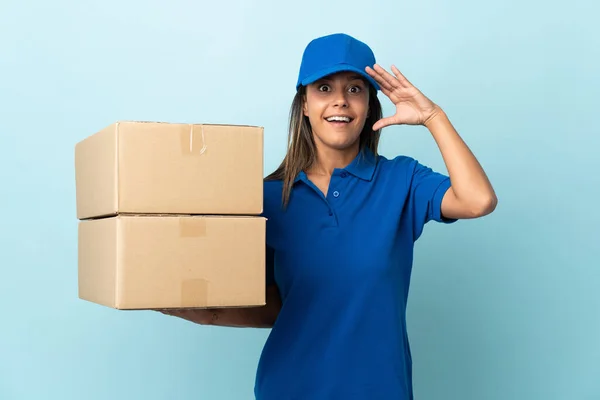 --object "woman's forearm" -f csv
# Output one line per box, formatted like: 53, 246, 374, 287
425, 109, 498, 218
158, 285, 281, 328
